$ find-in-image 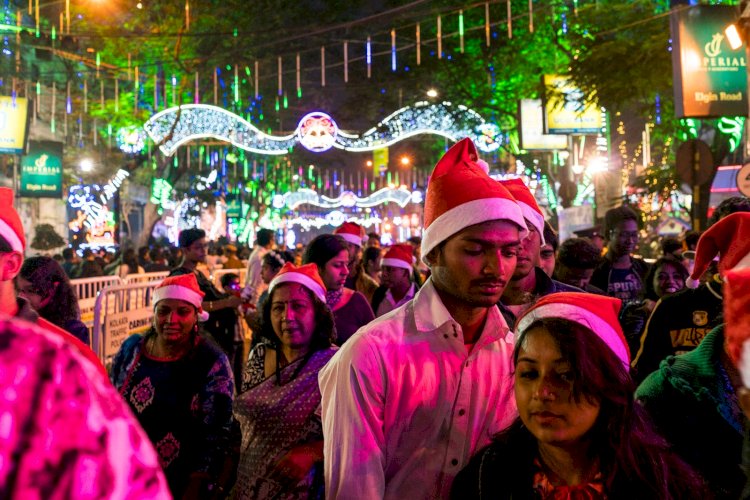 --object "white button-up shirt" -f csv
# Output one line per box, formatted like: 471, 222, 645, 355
319, 278, 517, 499
375, 283, 416, 318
